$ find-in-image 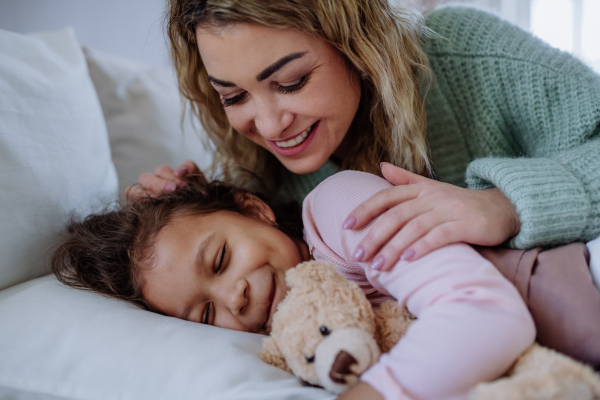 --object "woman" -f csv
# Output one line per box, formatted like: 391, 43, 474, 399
134, 0, 600, 270
132, 0, 600, 373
